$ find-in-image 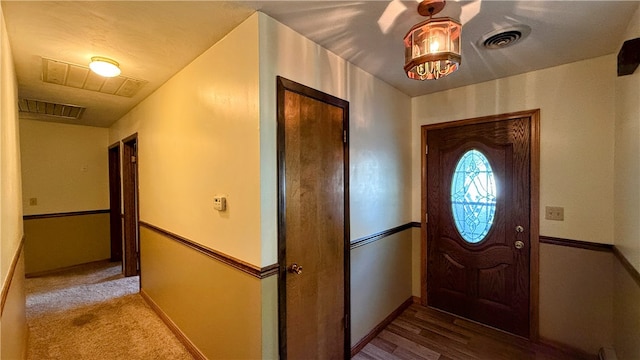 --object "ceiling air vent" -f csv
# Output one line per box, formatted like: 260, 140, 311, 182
42, 58, 147, 98
18, 99, 86, 120
480, 25, 531, 49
